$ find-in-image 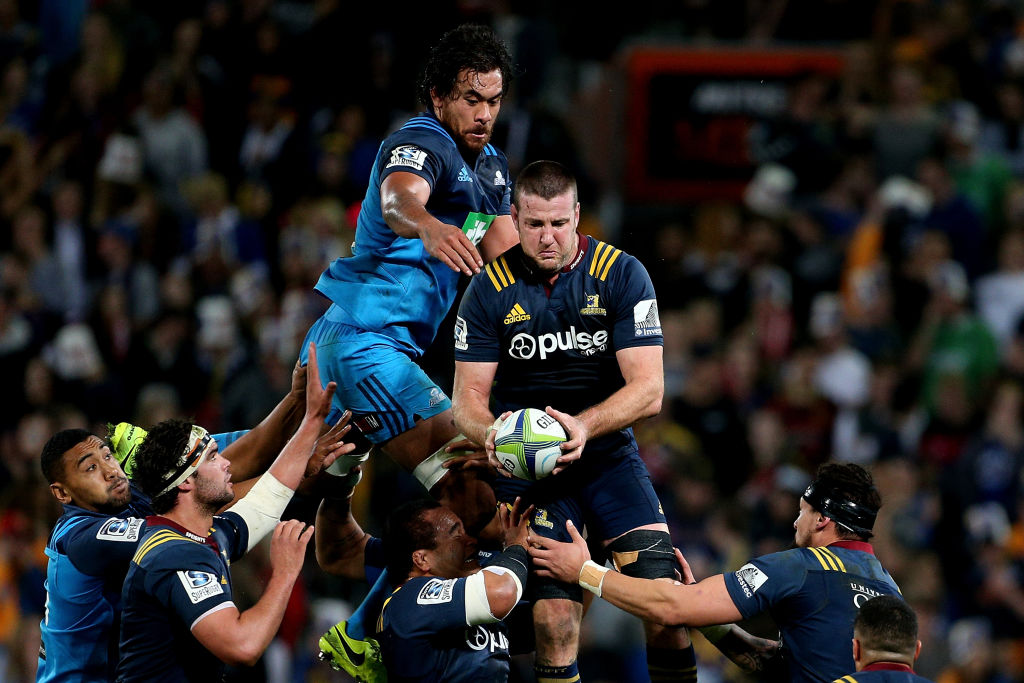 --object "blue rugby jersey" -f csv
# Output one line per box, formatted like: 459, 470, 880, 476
314, 111, 511, 356
723, 541, 902, 683
116, 514, 248, 683
376, 576, 512, 682
37, 484, 152, 683
454, 234, 663, 452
